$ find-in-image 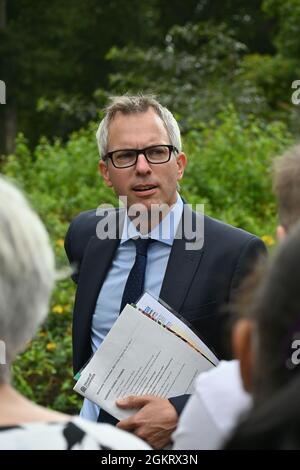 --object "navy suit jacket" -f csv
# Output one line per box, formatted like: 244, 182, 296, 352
65, 204, 266, 417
